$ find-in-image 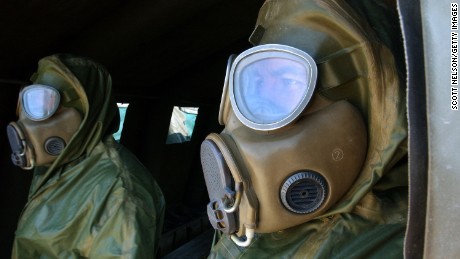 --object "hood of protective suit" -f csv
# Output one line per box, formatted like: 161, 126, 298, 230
209, 0, 407, 257
27, 54, 120, 196
248, 0, 407, 217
